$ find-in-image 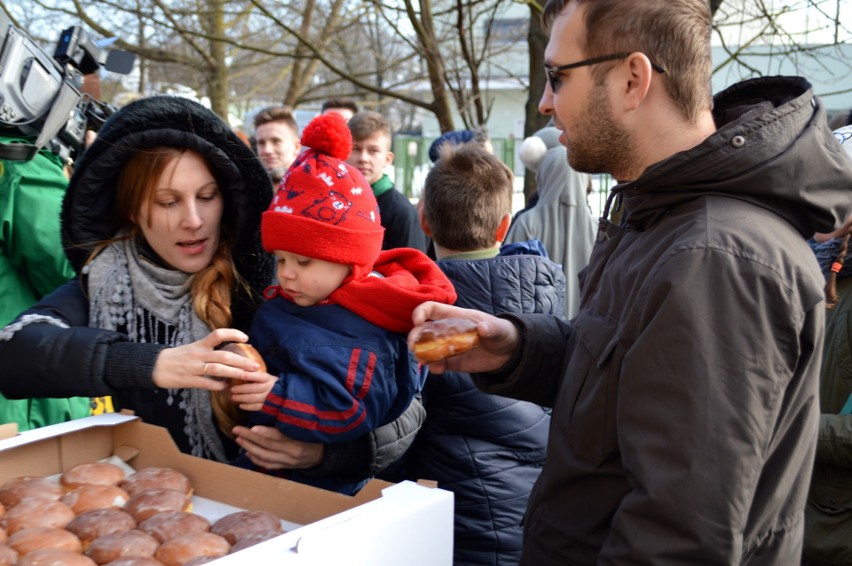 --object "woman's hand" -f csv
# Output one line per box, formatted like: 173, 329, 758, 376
229, 371, 276, 412
408, 301, 520, 374
232, 425, 324, 470
151, 328, 262, 391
